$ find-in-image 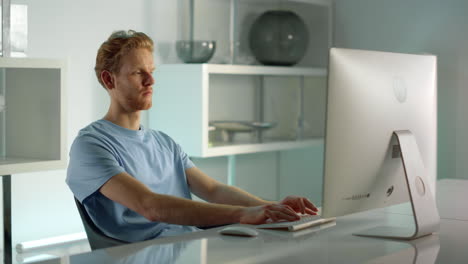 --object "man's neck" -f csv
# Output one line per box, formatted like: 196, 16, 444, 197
103, 110, 141, 131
